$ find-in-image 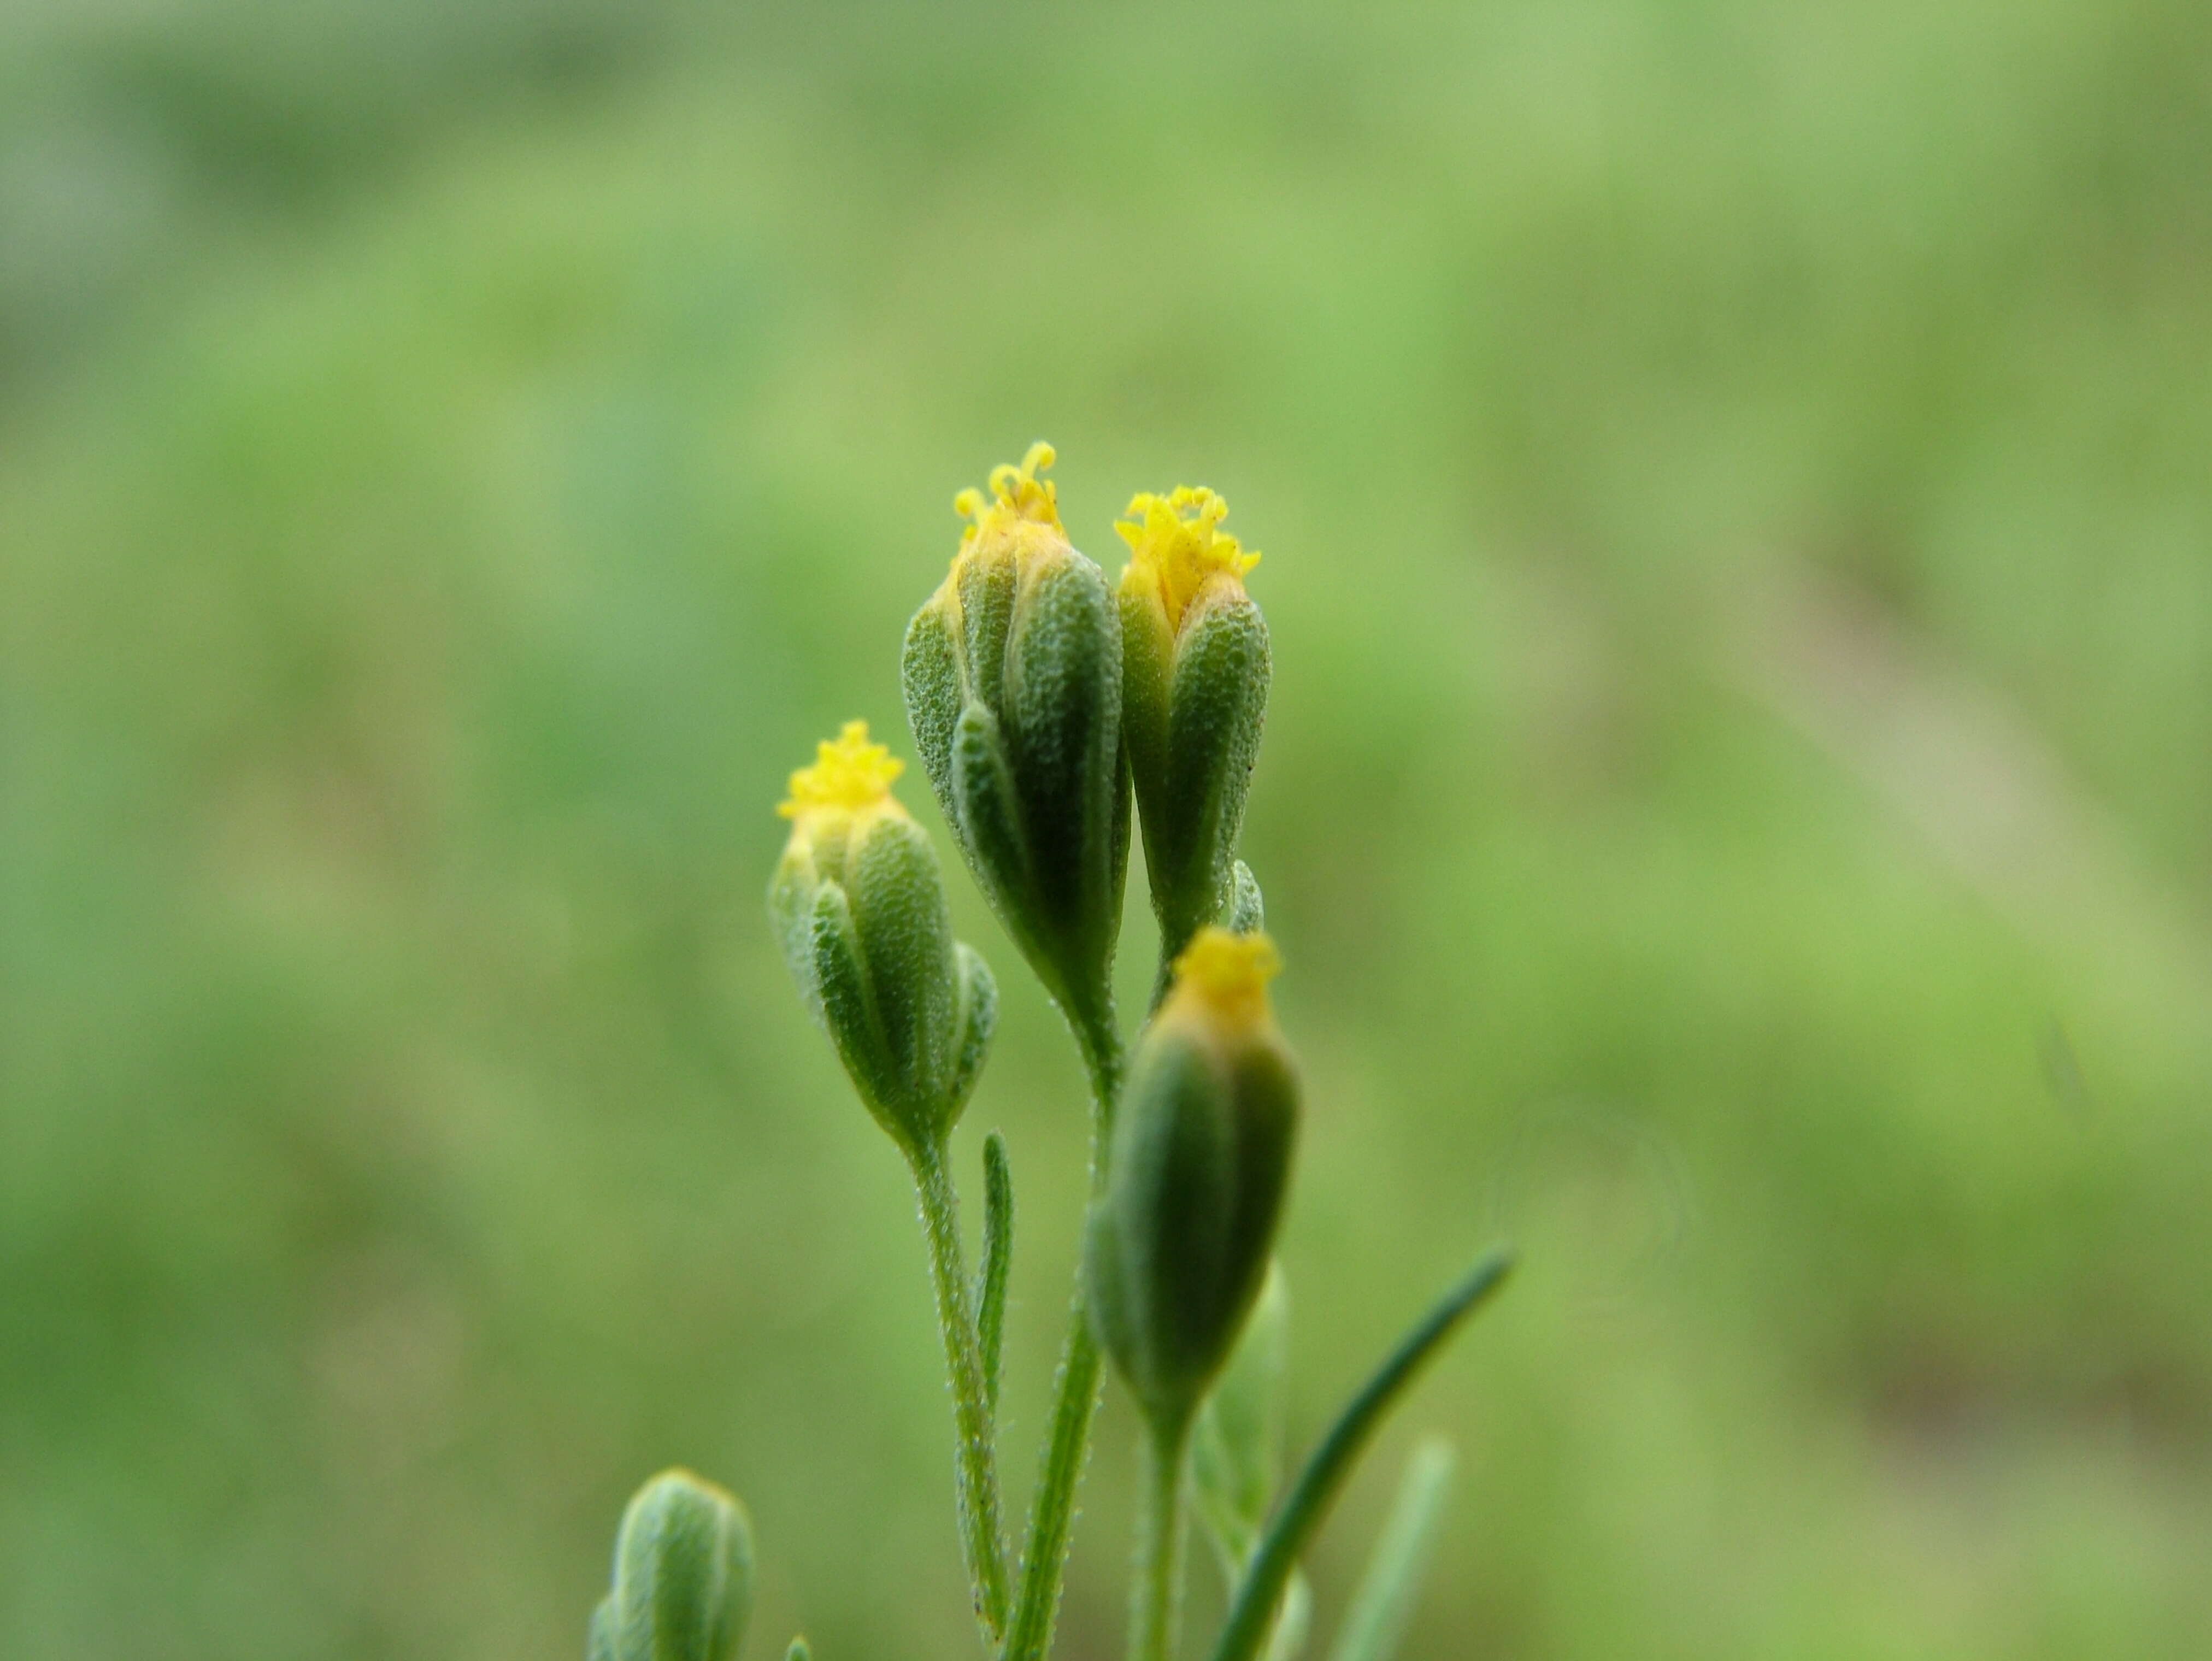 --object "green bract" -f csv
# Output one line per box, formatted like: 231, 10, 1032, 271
593, 1469, 755, 1661
767, 723, 995, 1157
902, 444, 1129, 1030
1087, 929, 1301, 1439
